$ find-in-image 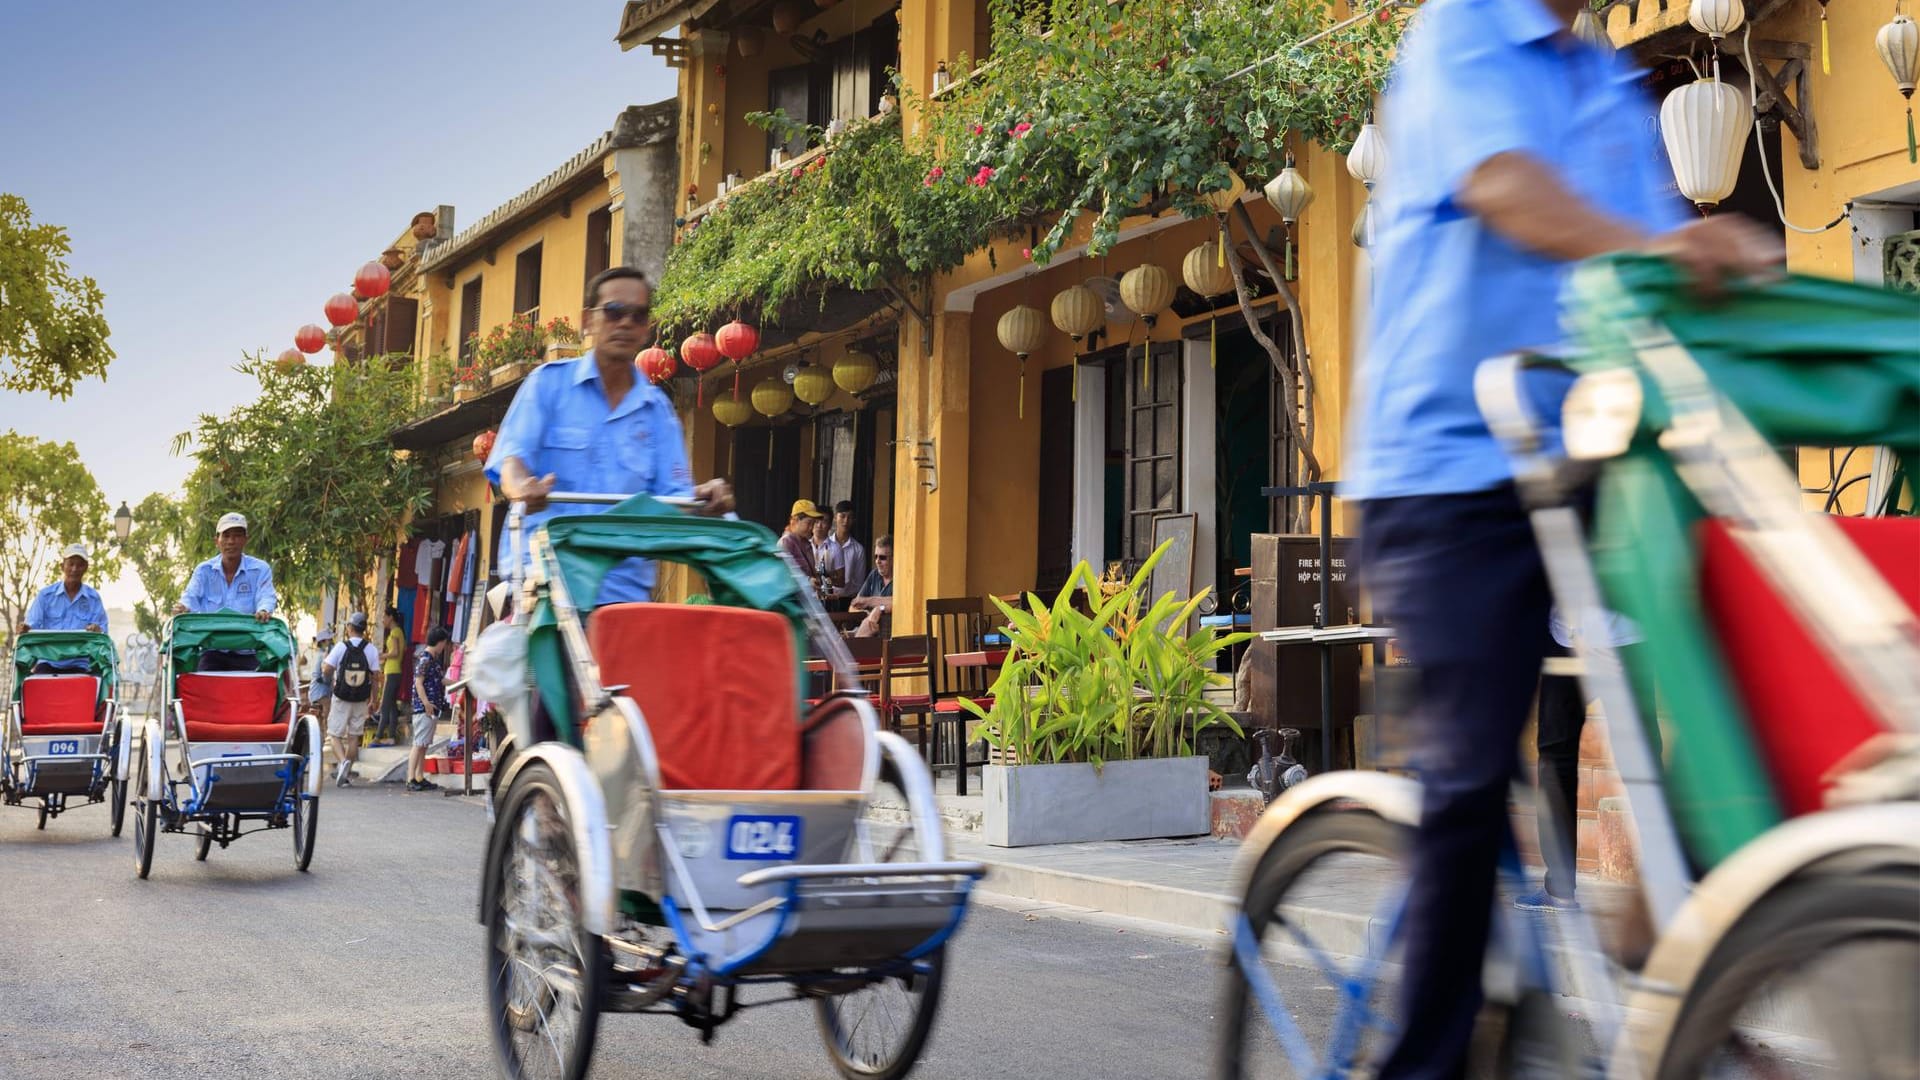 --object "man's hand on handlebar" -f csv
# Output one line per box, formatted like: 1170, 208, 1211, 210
500, 457, 557, 513
693, 478, 734, 516
1645, 216, 1784, 298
